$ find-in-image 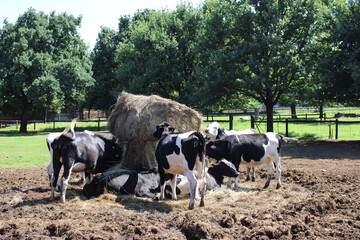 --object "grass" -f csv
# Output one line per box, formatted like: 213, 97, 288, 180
0, 133, 50, 168
1, 107, 360, 168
